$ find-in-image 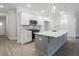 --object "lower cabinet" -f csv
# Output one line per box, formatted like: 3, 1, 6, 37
20, 31, 32, 44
